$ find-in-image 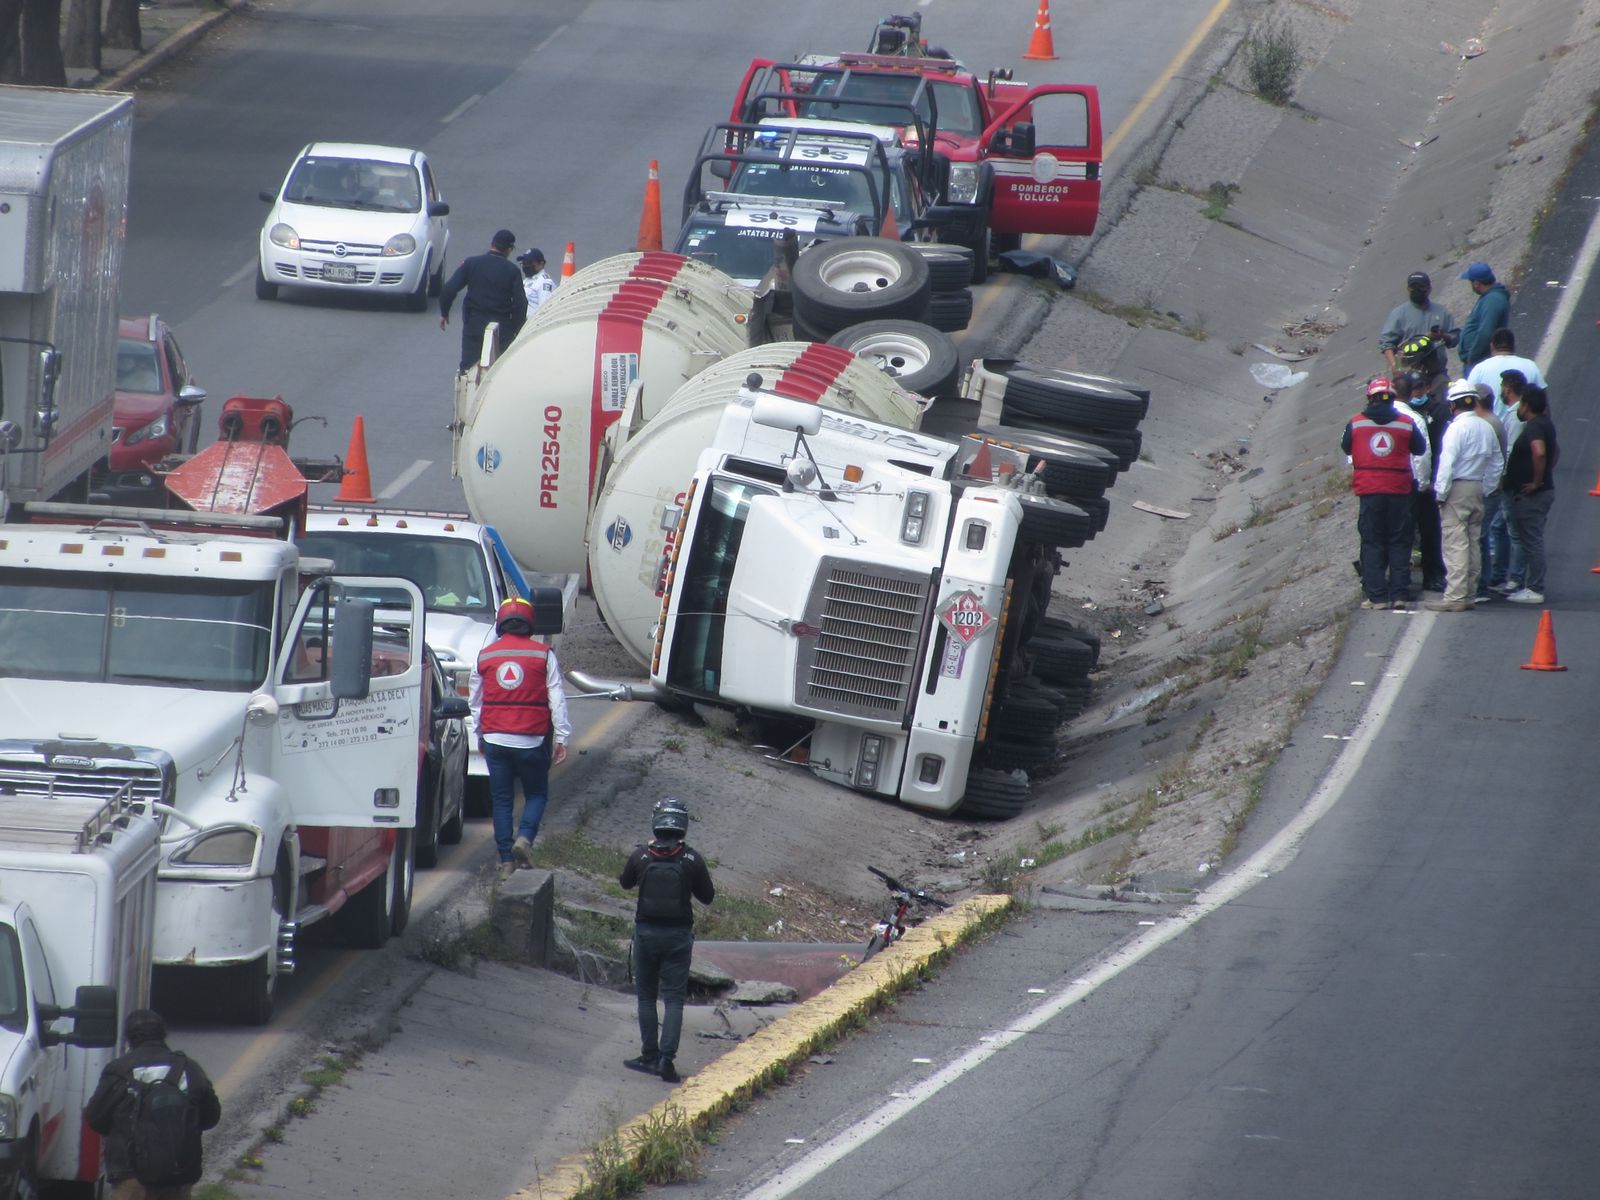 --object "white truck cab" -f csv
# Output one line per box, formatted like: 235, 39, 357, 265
0, 791, 156, 1196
